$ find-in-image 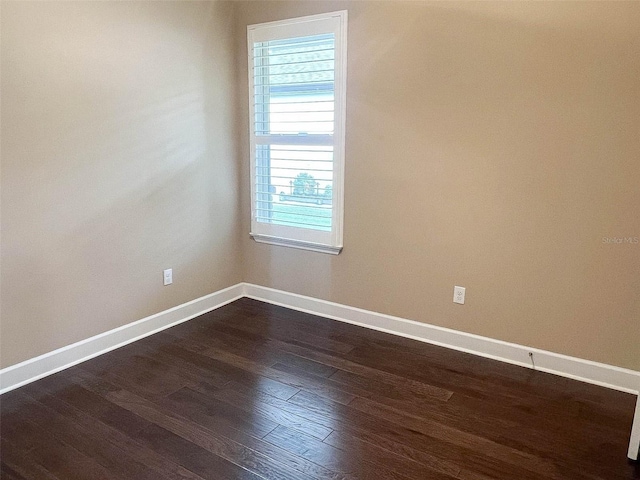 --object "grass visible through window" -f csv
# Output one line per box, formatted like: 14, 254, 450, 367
271, 202, 332, 231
